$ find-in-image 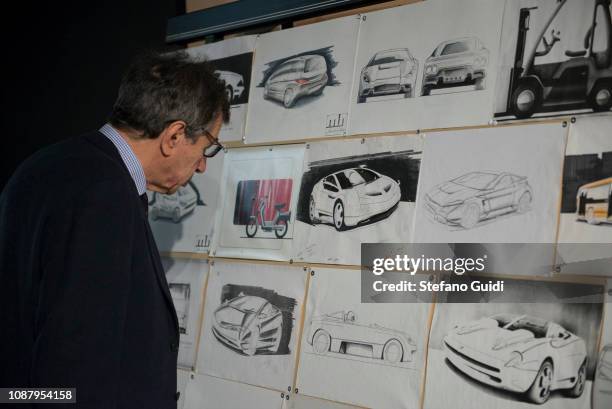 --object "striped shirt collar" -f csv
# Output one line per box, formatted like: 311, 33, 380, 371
99, 123, 147, 195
